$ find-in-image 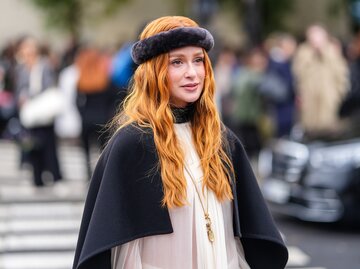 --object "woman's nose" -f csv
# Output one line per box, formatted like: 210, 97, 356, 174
185, 63, 196, 77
